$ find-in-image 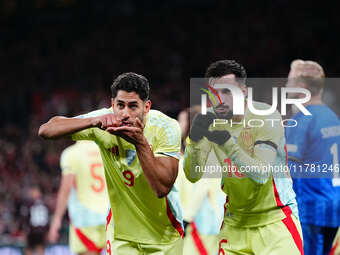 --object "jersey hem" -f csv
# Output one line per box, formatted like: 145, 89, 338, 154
113, 233, 182, 245
222, 214, 286, 228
